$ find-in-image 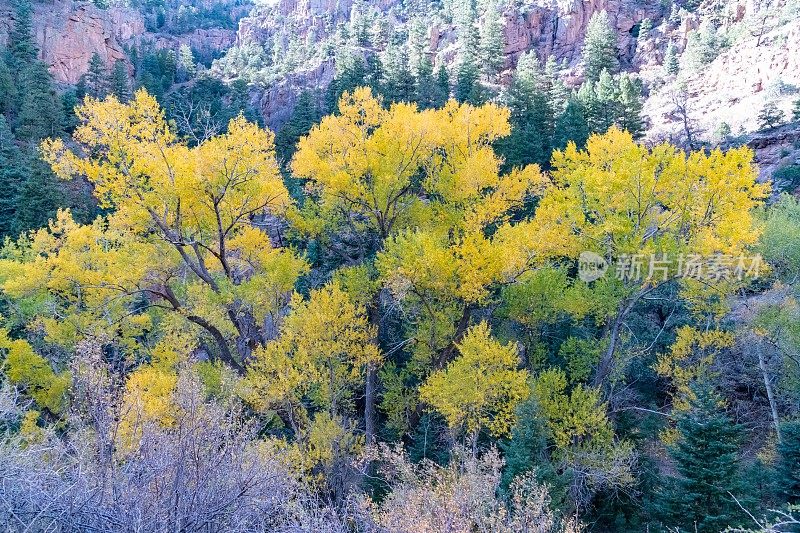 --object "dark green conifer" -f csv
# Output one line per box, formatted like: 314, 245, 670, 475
777, 420, 800, 504
655, 384, 747, 533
